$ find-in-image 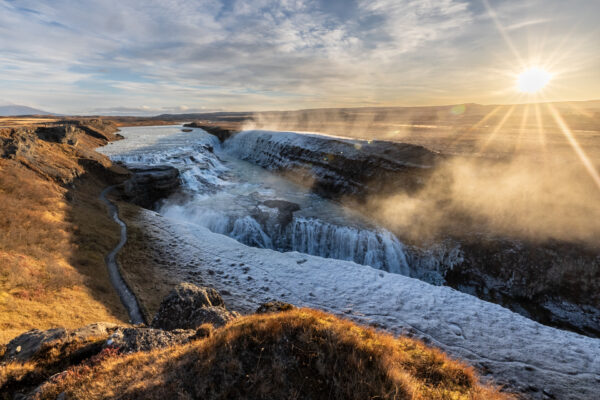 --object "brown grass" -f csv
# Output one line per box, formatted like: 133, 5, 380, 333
0, 335, 109, 399
0, 127, 130, 344
37, 309, 512, 400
